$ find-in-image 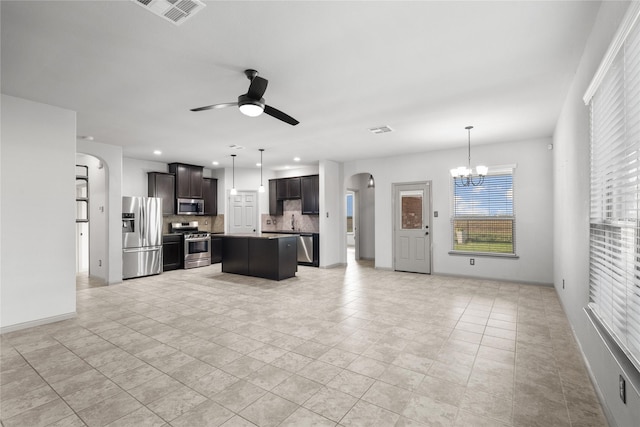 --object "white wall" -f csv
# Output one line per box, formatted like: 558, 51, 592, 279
343, 137, 554, 284
1, 95, 76, 331
276, 165, 319, 179
319, 160, 344, 267
122, 157, 168, 197
553, 2, 640, 426
77, 140, 123, 285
